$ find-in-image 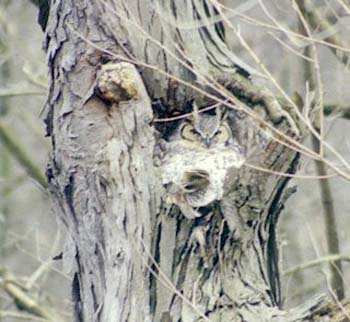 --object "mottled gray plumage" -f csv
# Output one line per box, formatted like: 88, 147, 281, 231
159, 104, 245, 219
